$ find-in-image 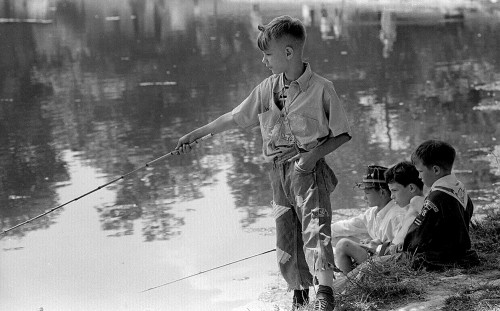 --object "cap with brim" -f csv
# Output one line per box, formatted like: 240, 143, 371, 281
355, 165, 388, 190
